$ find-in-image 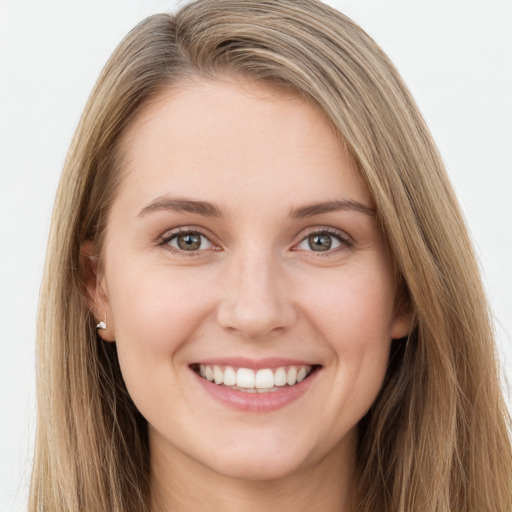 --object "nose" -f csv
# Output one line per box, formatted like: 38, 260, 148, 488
216, 253, 298, 339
